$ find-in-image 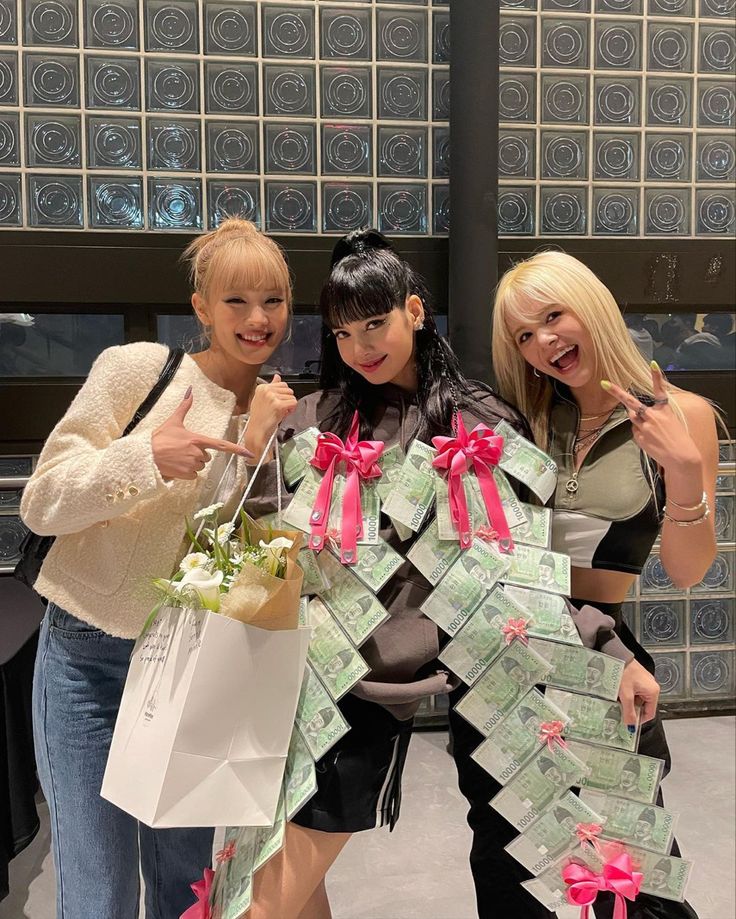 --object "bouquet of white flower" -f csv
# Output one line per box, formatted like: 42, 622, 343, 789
152, 503, 304, 631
